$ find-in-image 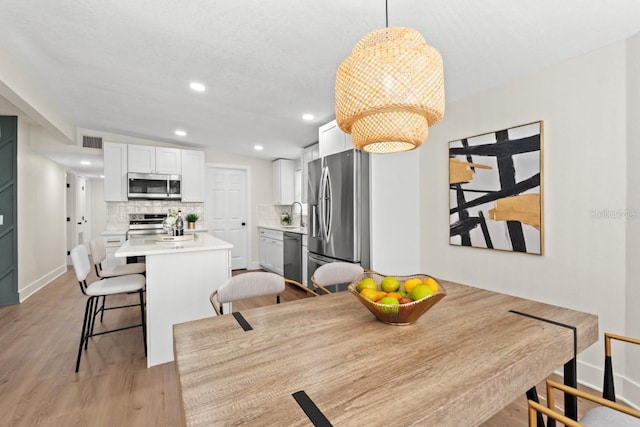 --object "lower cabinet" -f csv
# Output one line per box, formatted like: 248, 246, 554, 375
258, 228, 283, 276
102, 234, 126, 269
